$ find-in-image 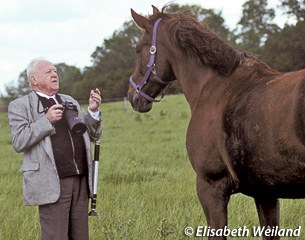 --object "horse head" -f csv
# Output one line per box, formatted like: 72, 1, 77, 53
128, 6, 176, 113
